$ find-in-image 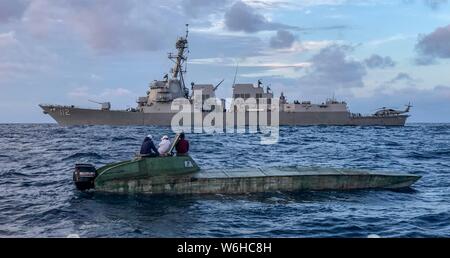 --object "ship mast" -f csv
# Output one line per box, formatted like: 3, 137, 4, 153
169, 24, 189, 79
168, 24, 189, 97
